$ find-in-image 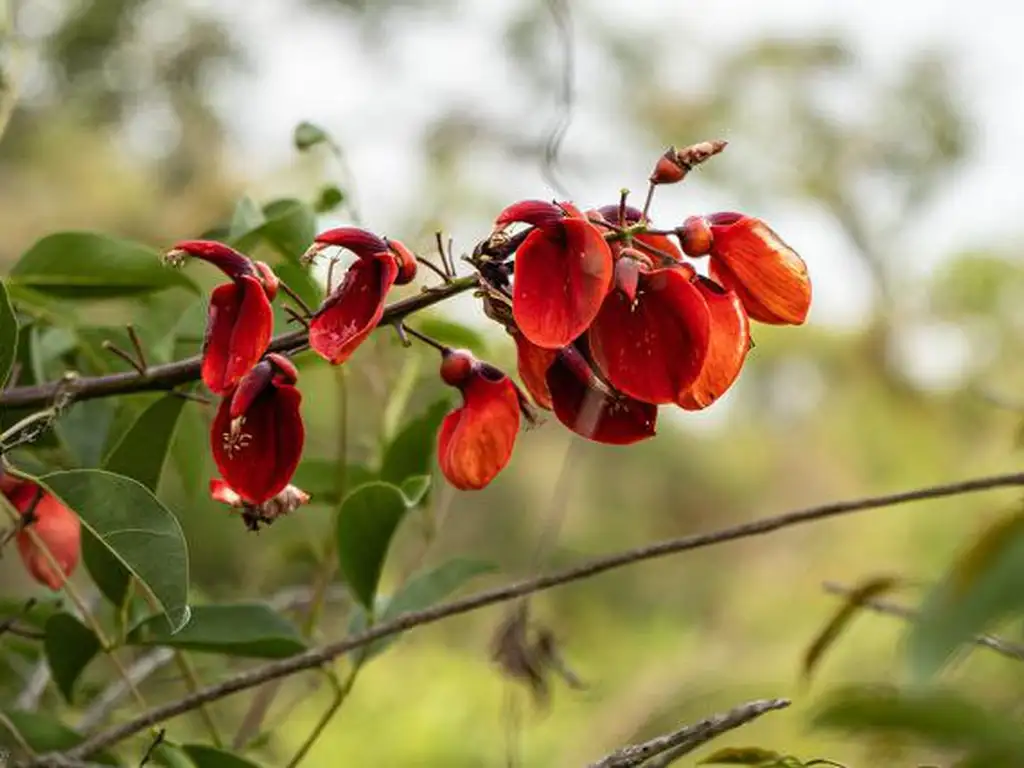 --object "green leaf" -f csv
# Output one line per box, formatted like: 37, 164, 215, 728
811, 685, 1024, 756
84, 396, 187, 608
234, 199, 316, 262
314, 184, 345, 213
171, 397, 209, 499
291, 460, 373, 505
906, 510, 1024, 679
0, 280, 17, 387
103, 395, 186, 490
56, 398, 116, 467
415, 317, 489, 357
802, 575, 904, 682
352, 558, 495, 663
9, 232, 197, 299
151, 742, 199, 768
128, 603, 305, 659
378, 397, 452, 485
400, 475, 432, 507
228, 196, 266, 239
0, 709, 121, 764
381, 354, 423, 443
699, 747, 783, 765
182, 744, 265, 768
41, 469, 190, 632
43, 612, 101, 703
293, 121, 330, 151
336, 482, 411, 609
